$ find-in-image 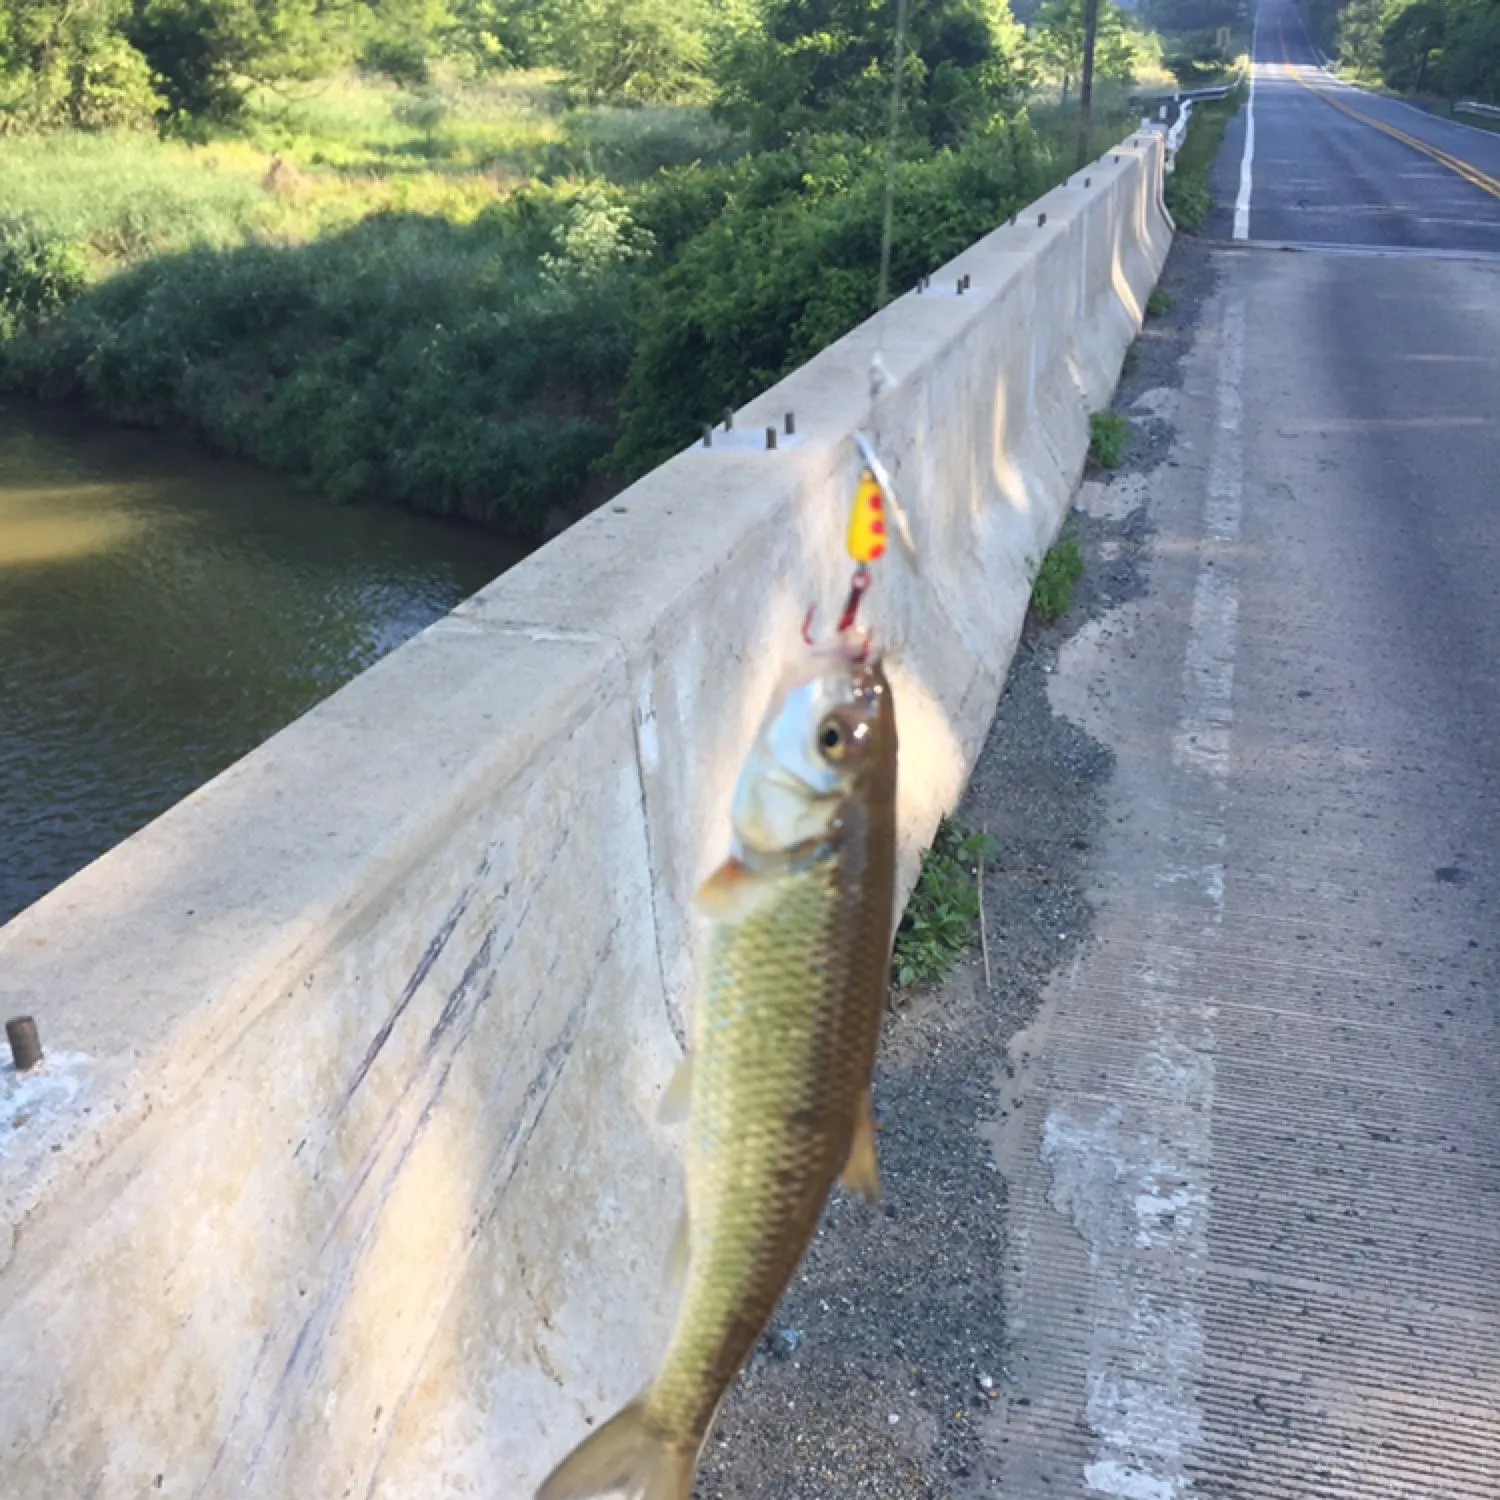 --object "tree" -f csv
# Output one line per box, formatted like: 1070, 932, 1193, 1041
362, 0, 454, 84
126, 0, 365, 125
1381, 0, 1445, 91
1027, 0, 1134, 104
1335, 0, 1388, 75
714, 0, 1026, 149
1, 0, 162, 129
1436, 0, 1500, 100
555, 0, 712, 103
